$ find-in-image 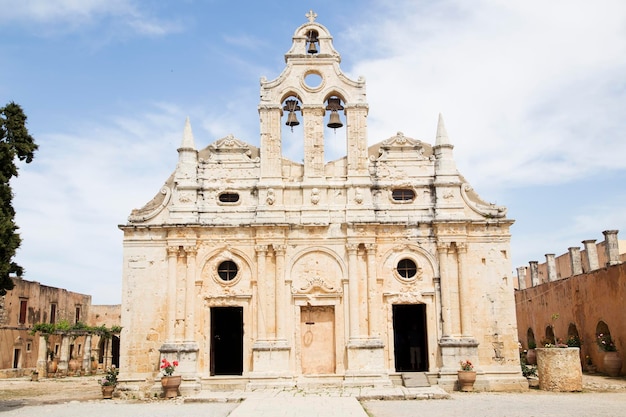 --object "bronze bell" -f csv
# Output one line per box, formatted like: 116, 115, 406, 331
327, 110, 343, 129
326, 97, 344, 129
283, 99, 301, 131
307, 30, 318, 54
286, 111, 300, 127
